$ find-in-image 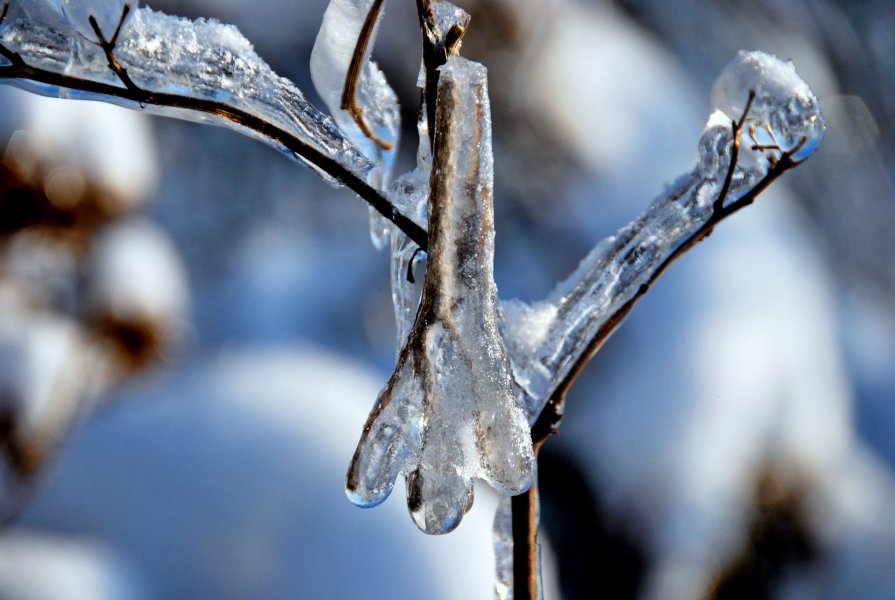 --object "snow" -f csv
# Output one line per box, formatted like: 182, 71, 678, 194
0, 530, 145, 600
17, 347, 505, 599
84, 218, 189, 337
19, 93, 157, 212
